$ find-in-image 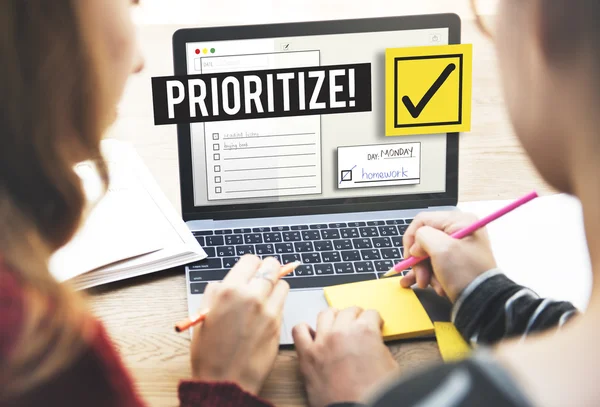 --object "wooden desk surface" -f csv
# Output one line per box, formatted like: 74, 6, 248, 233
91, 8, 554, 406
